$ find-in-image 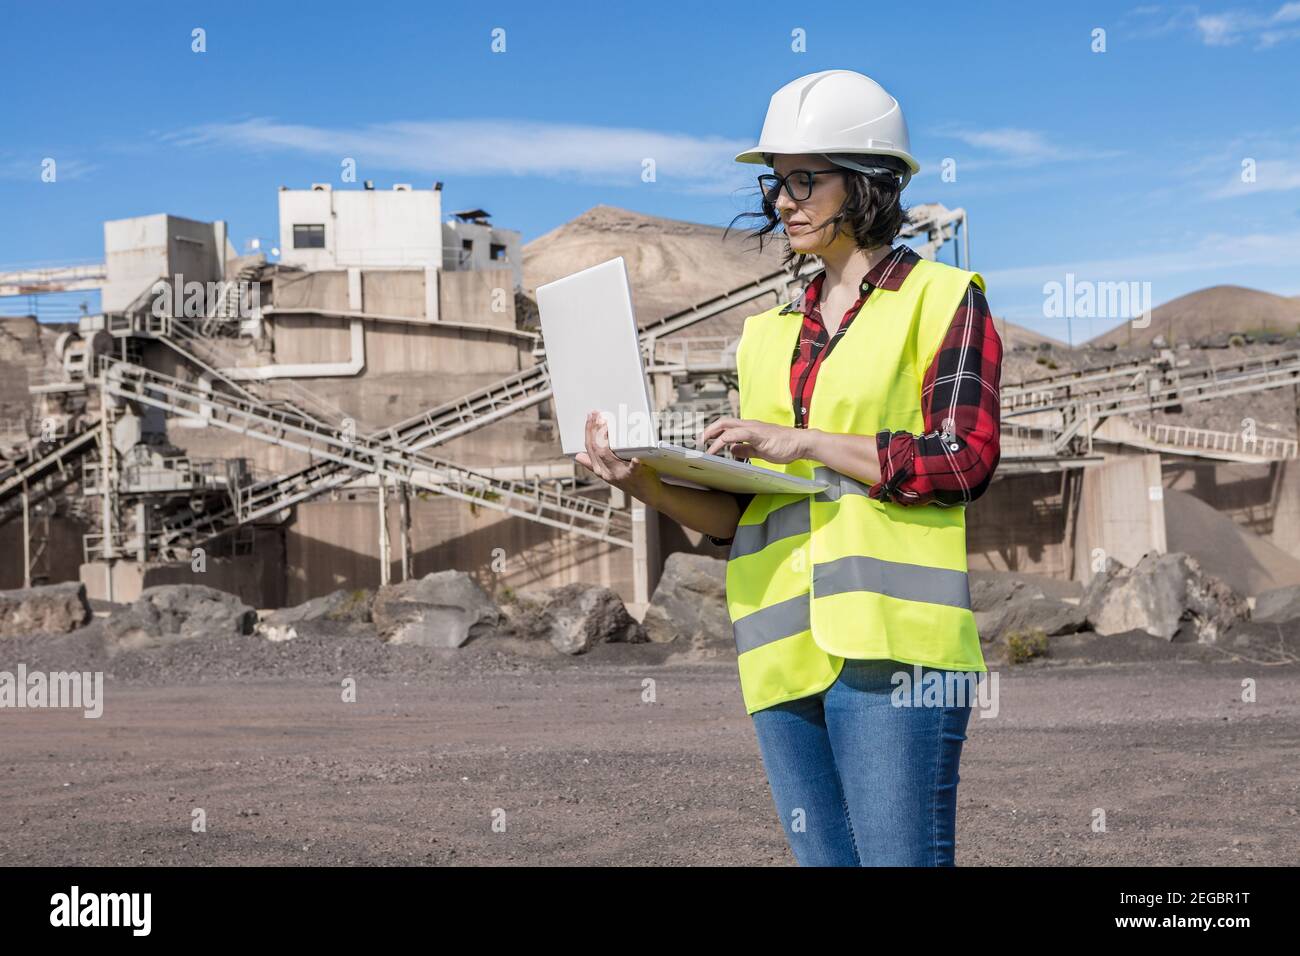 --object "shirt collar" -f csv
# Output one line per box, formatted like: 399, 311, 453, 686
779, 244, 920, 315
